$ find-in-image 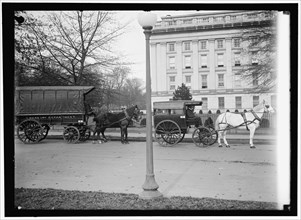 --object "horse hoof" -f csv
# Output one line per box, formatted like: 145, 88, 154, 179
250, 146, 256, 149
218, 145, 223, 148
226, 145, 230, 148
